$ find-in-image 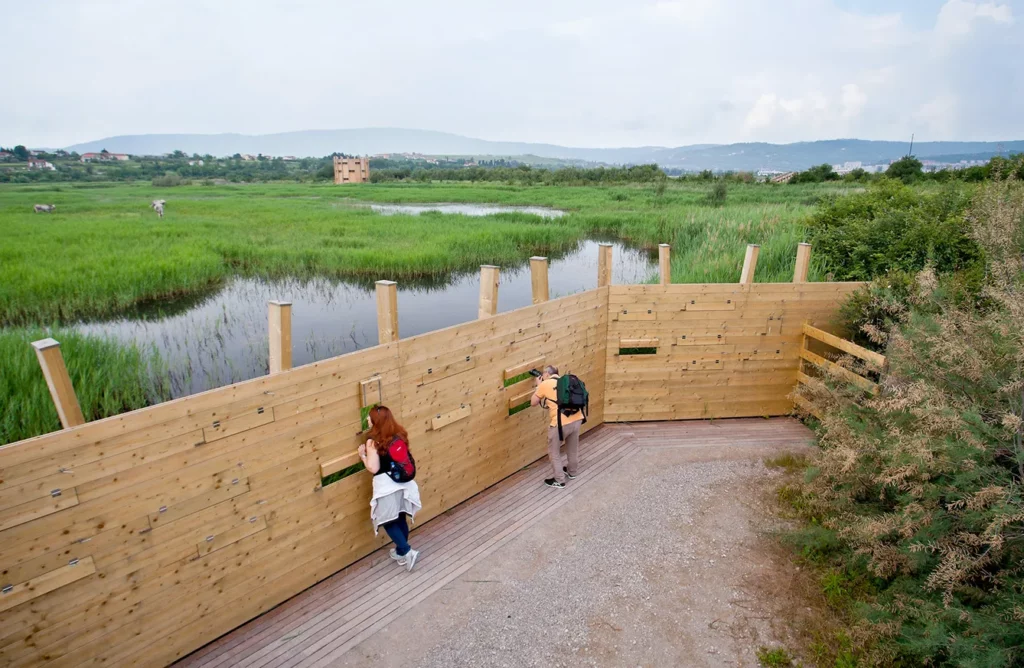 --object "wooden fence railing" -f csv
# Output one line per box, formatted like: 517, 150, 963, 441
0, 241, 865, 667
794, 323, 887, 417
